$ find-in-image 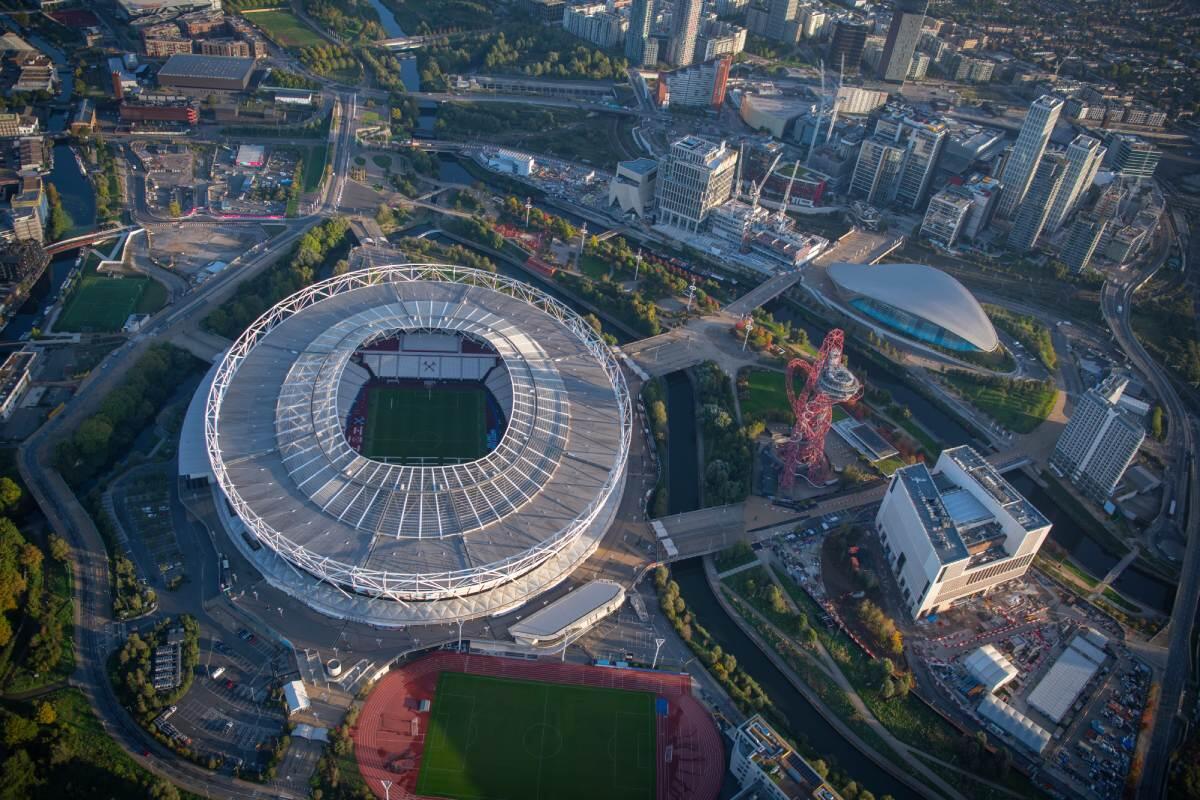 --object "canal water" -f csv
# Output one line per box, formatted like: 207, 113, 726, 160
664, 371, 699, 514
673, 559, 920, 800
365, 0, 404, 38
3, 143, 97, 341
1004, 472, 1174, 613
